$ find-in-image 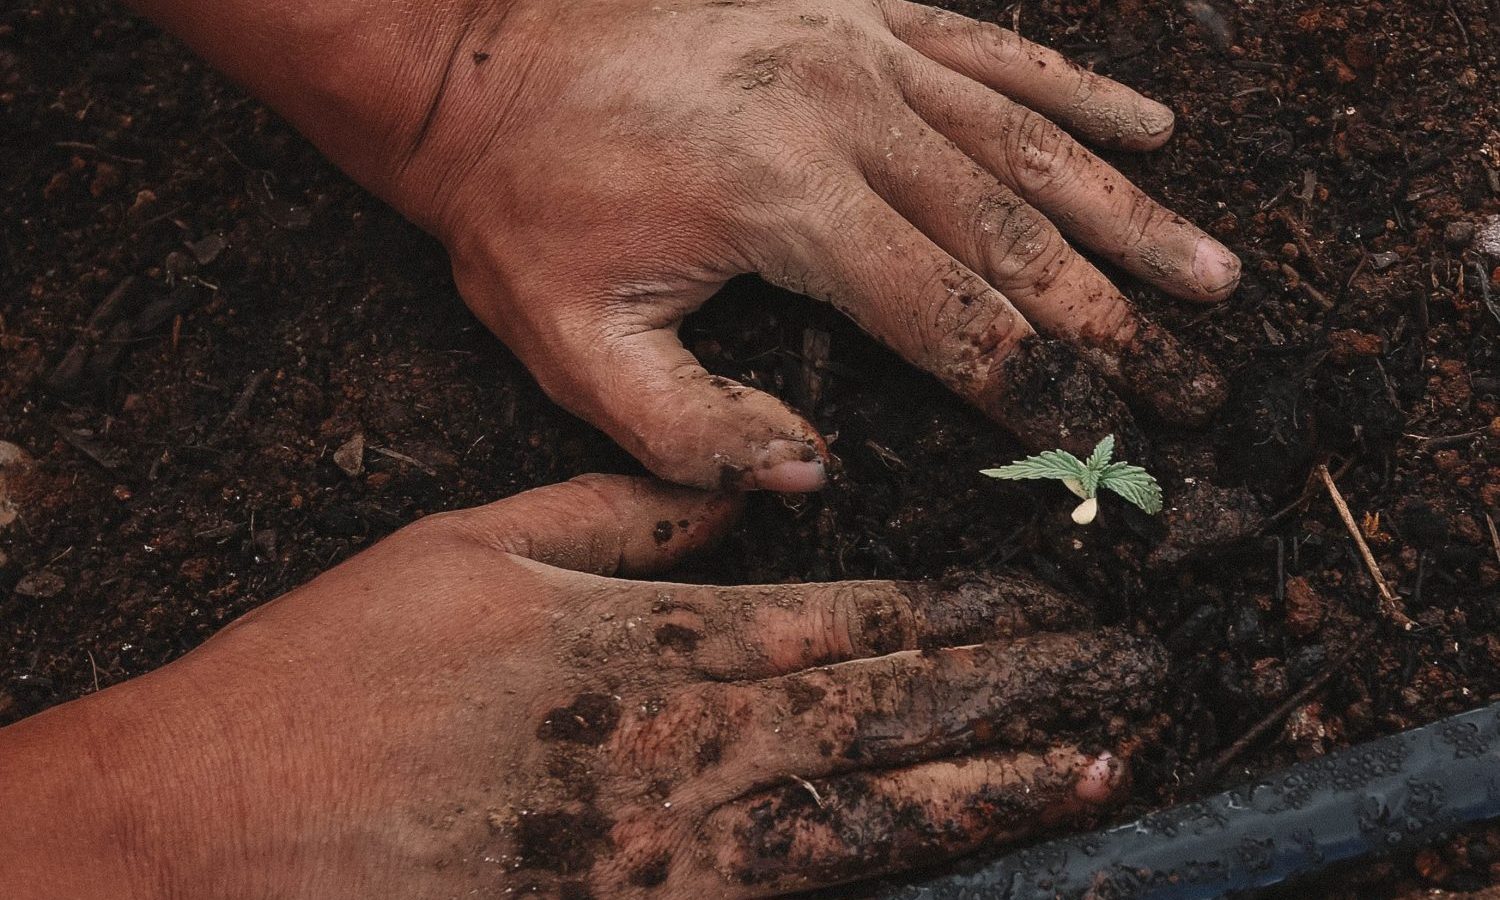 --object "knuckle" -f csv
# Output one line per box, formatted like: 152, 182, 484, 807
611, 684, 754, 778
838, 585, 919, 657
1122, 194, 1185, 249
915, 263, 1029, 385
979, 192, 1061, 278
1007, 112, 1079, 195
923, 264, 995, 348
971, 21, 1026, 69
